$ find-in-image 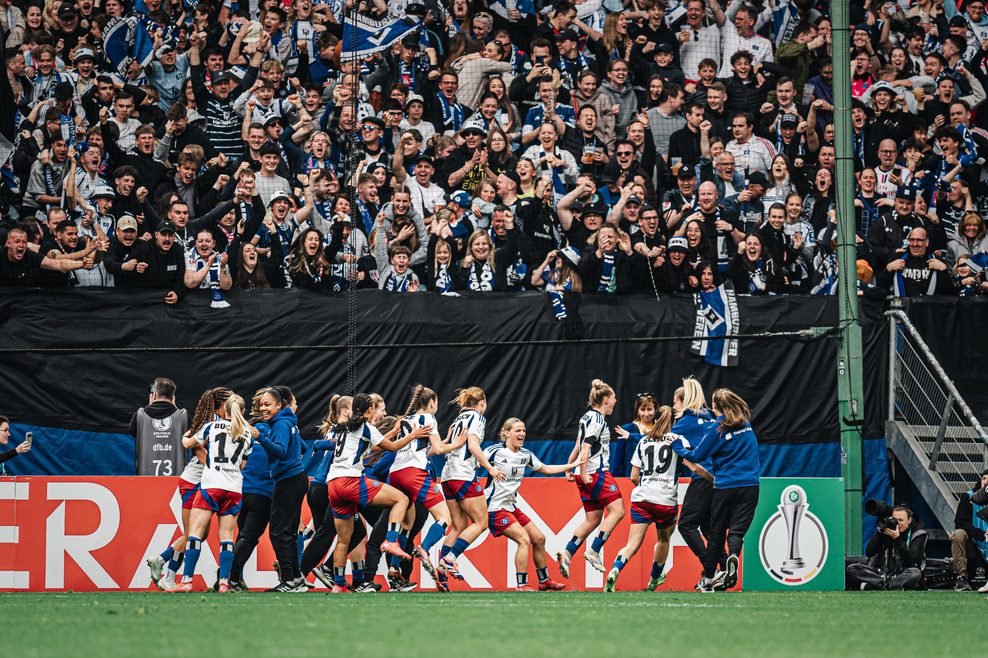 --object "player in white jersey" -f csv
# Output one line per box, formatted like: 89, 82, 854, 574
325, 393, 431, 593
438, 386, 506, 576
168, 394, 255, 593
388, 386, 459, 590
604, 406, 687, 592
485, 418, 584, 591
148, 387, 231, 590
557, 379, 626, 577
